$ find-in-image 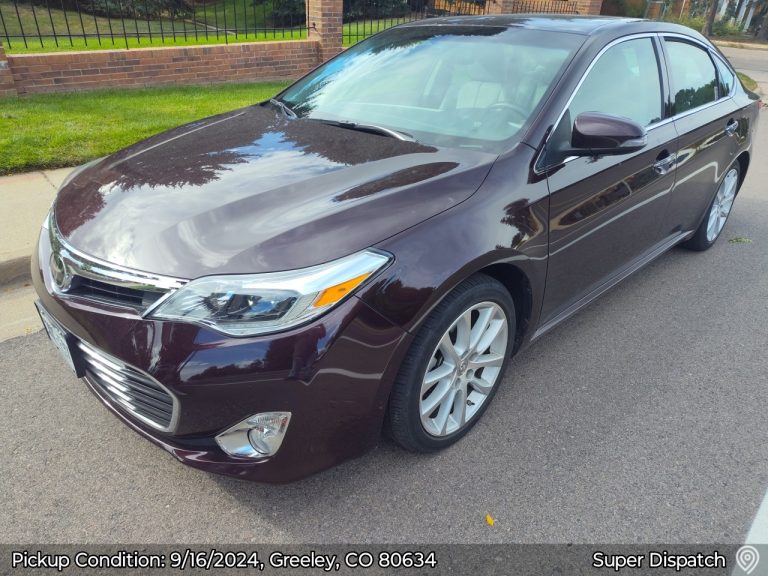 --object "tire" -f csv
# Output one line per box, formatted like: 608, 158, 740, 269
388, 274, 516, 453
682, 164, 740, 252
